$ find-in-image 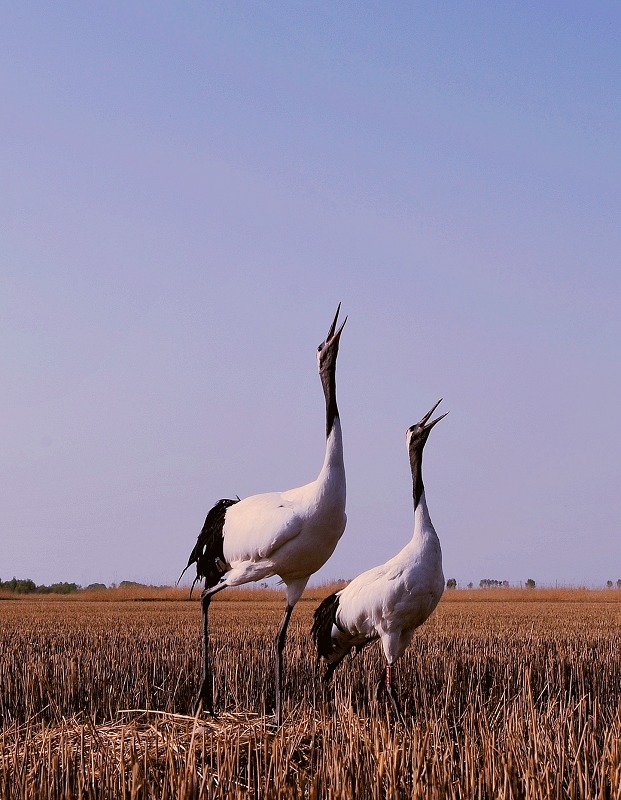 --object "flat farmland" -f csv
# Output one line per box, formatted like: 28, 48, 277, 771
1, 589, 620, 799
